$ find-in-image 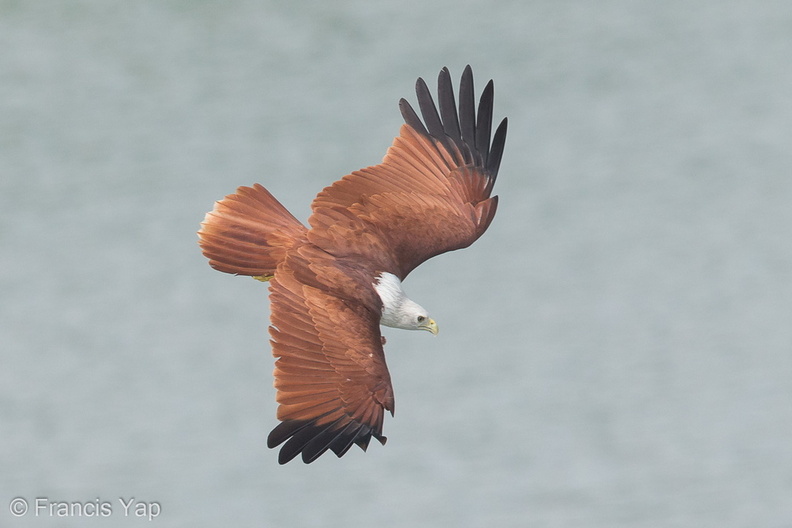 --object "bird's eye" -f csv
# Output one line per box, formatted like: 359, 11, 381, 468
417, 316, 425, 323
